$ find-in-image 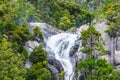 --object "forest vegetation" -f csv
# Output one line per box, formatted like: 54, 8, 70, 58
0, 0, 120, 80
